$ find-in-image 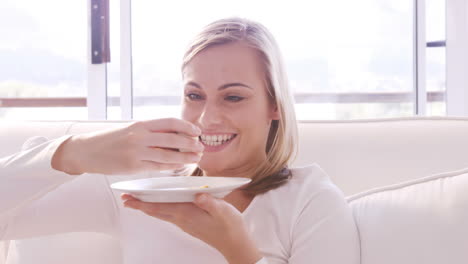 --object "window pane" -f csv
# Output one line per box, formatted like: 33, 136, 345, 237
426, 47, 446, 116
132, 0, 414, 120
426, 0, 445, 42
426, 0, 446, 116
0, 0, 87, 120
295, 103, 413, 120
0, 107, 87, 120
